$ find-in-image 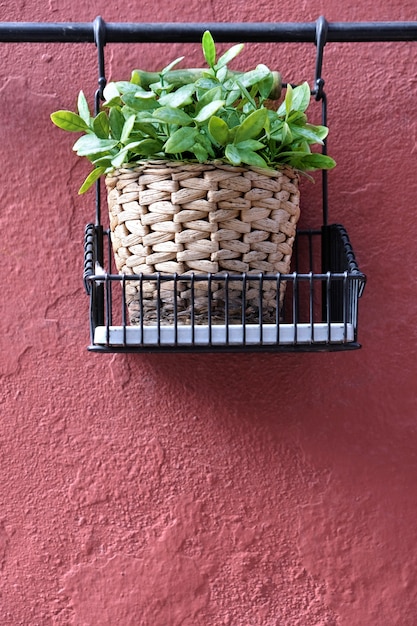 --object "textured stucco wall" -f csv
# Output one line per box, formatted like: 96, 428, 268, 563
1, 1, 417, 624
